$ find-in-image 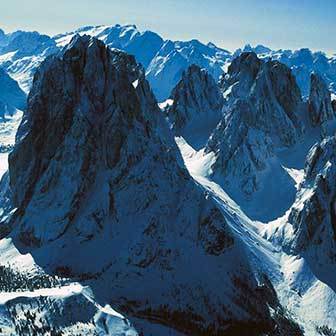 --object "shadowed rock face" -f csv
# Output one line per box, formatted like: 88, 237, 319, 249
289, 136, 336, 286
332, 99, 336, 112
3, 35, 286, 334
205, 53, 302, 219
166, 64, 224, 148
206, 99, 274, 196
220, 52, 261, 98
220, 52, 303, 148
0, 68, 26, 117
308, 73, 336, 127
